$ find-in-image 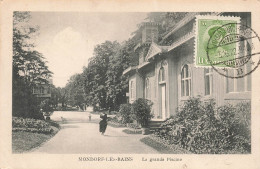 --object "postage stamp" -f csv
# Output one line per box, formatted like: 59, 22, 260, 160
195, 15, 260, 79
195, 15, 240, 68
